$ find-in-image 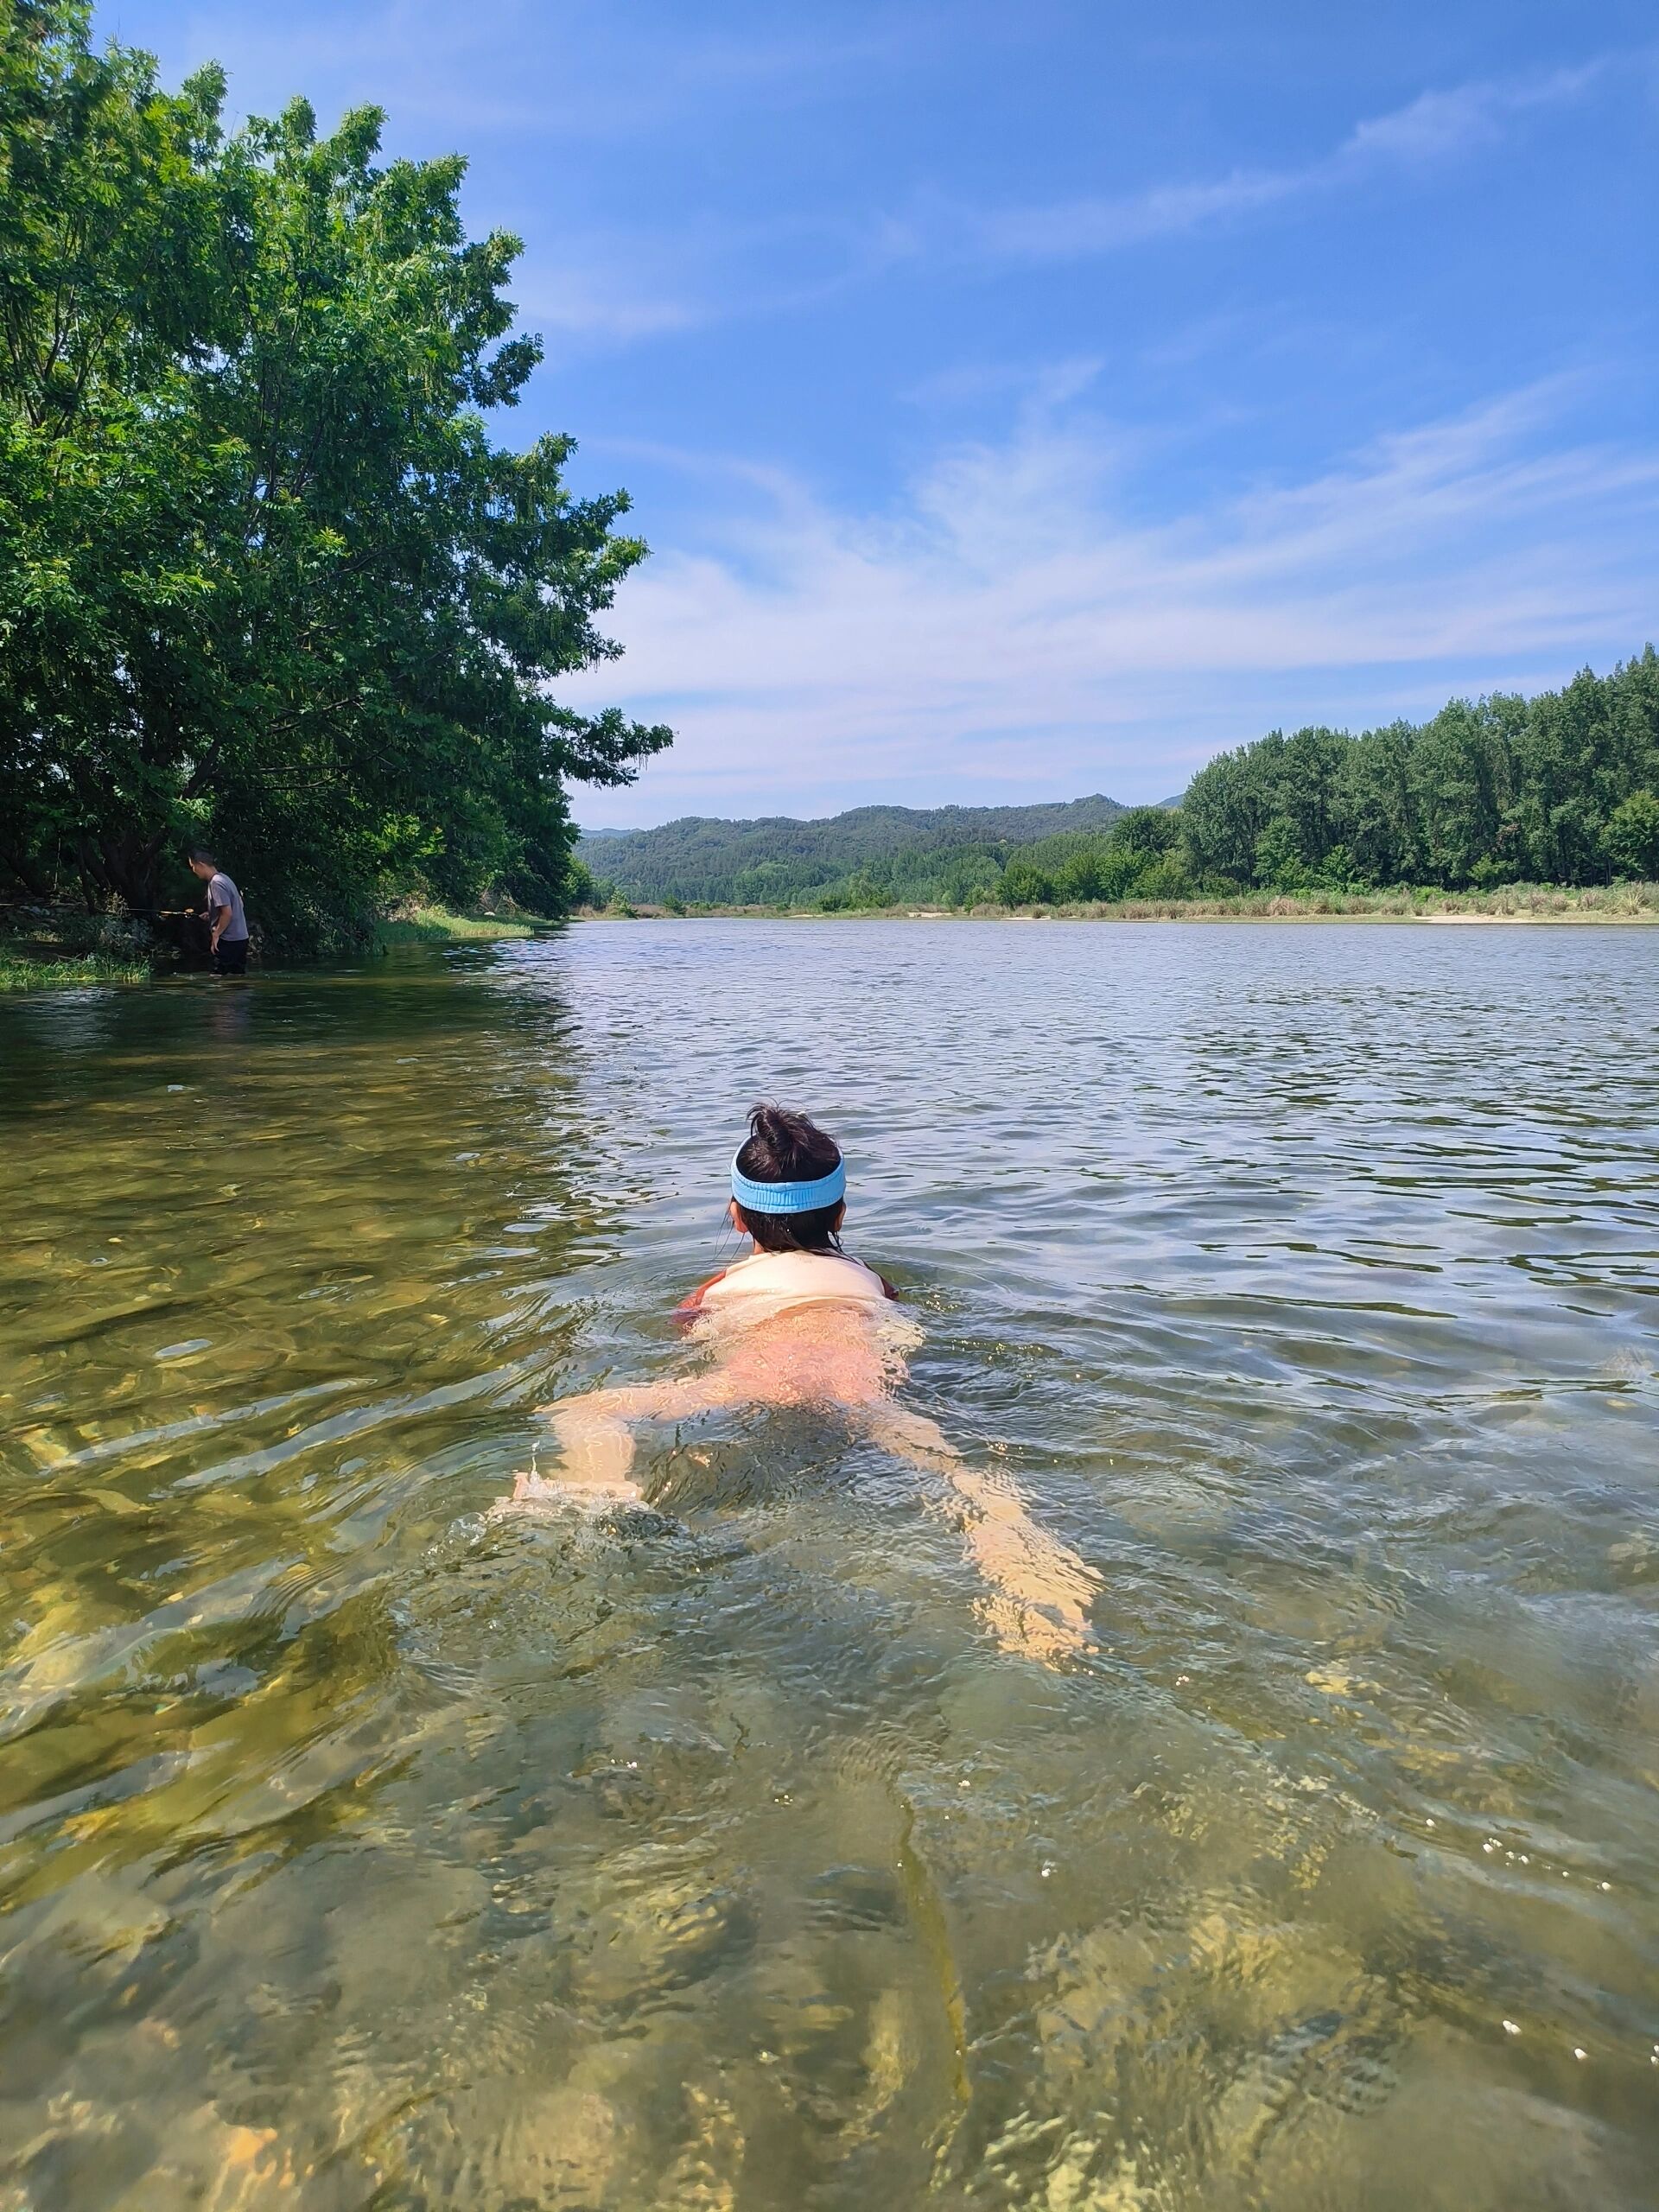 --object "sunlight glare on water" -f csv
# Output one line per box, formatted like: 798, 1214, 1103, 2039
1, 920, 1656, 2210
